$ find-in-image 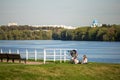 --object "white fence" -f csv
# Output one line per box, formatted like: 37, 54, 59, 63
0, 48, 76, 64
